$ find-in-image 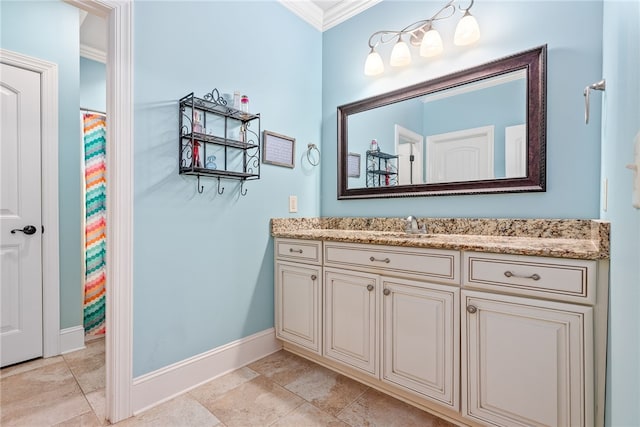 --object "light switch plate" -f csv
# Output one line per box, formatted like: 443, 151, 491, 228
289, 195, 298, 213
